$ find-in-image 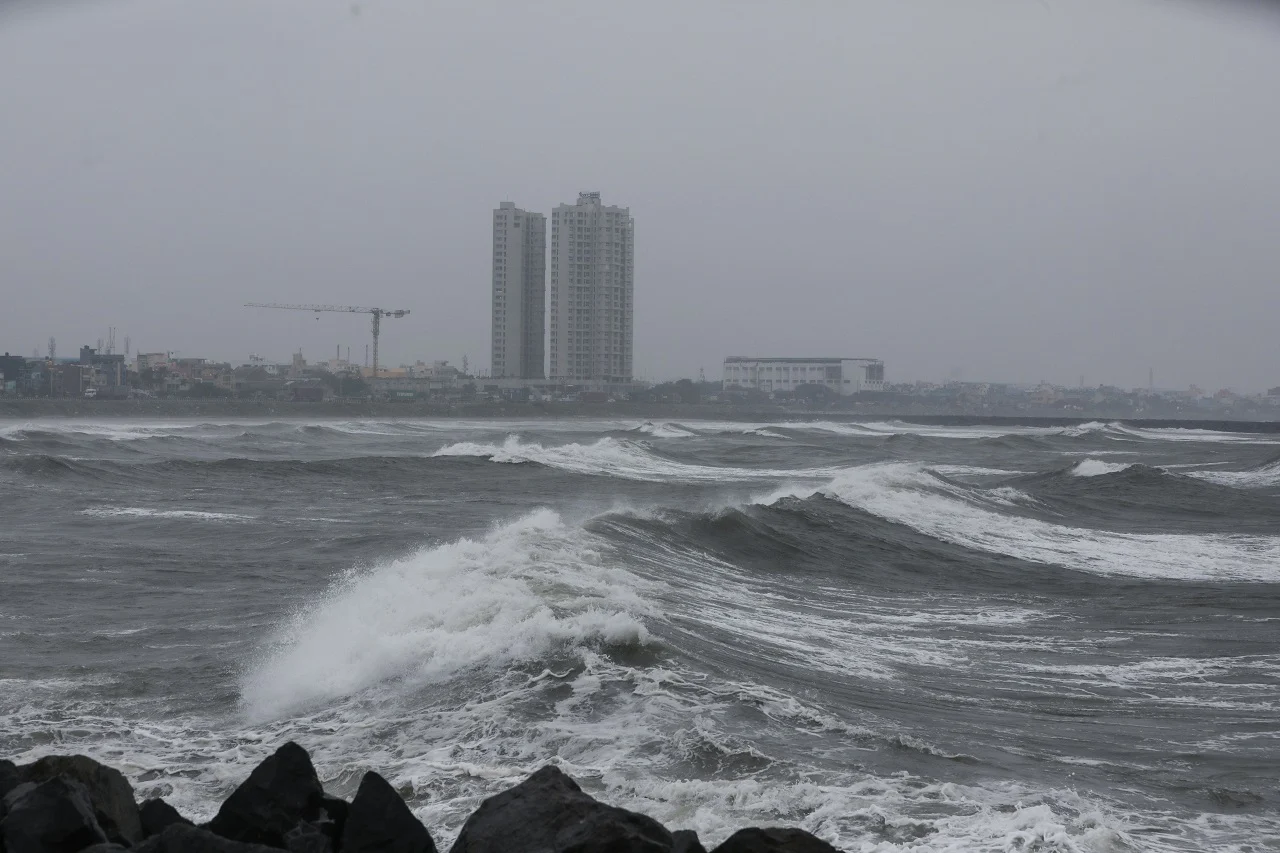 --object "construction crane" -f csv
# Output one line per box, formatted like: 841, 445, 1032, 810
244, 303, 410, 378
